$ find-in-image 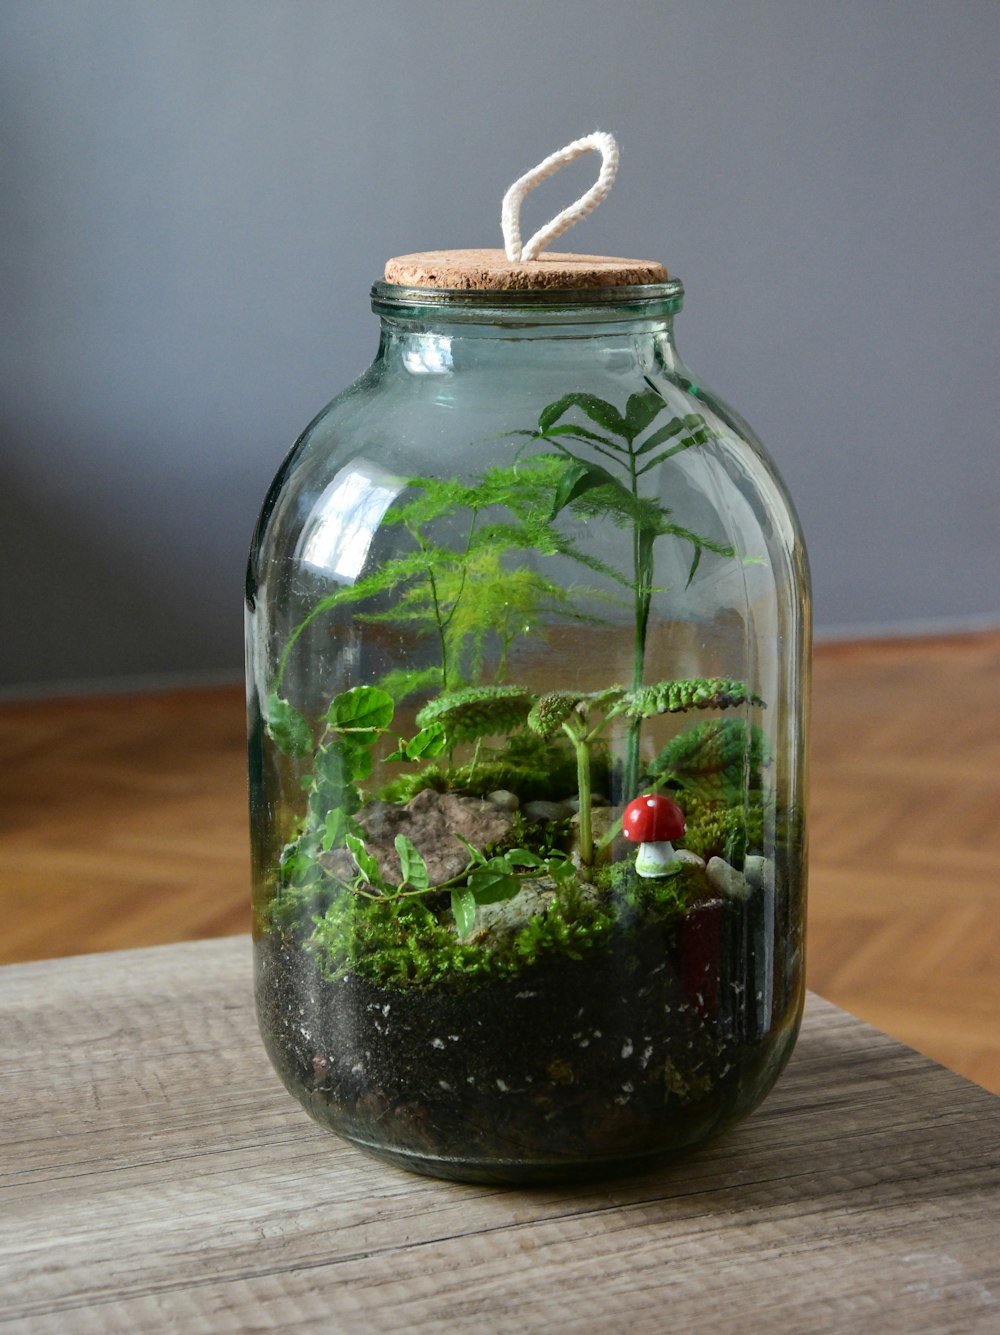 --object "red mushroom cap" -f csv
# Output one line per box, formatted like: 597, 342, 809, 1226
621, 794, 686, 843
